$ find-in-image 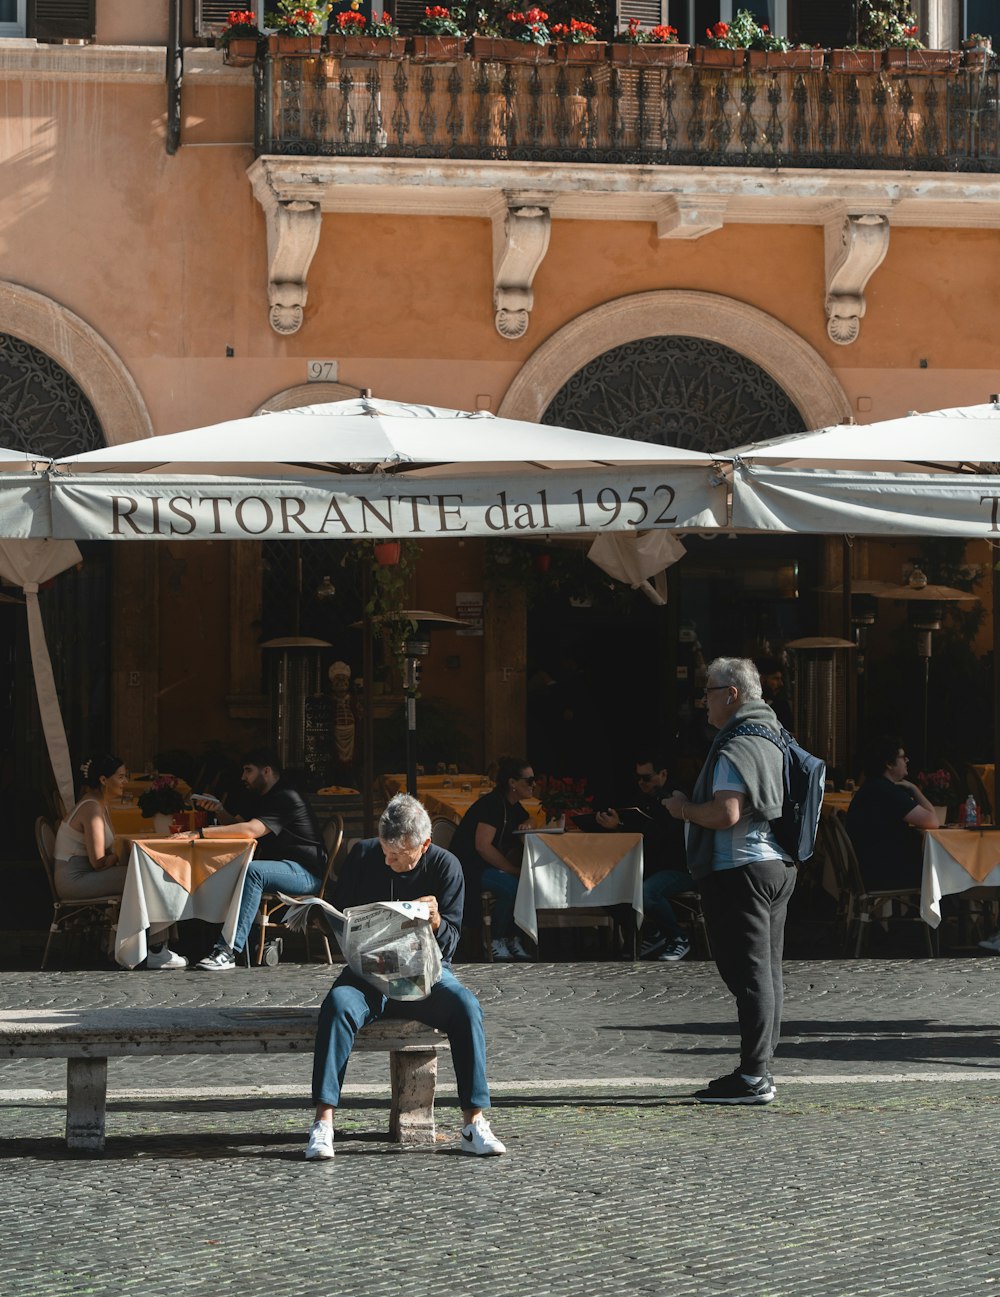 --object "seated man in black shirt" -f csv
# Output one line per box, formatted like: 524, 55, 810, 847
845, 735, 938, 889
306, 793, 505, 1160
192, 748, 326, 971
